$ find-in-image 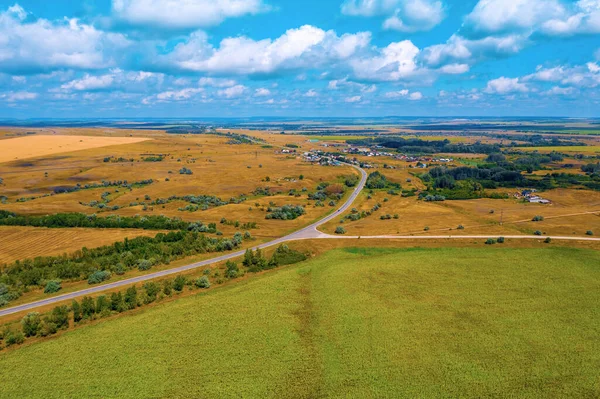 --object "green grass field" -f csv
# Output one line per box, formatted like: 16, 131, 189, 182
1, 247, 599, 398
